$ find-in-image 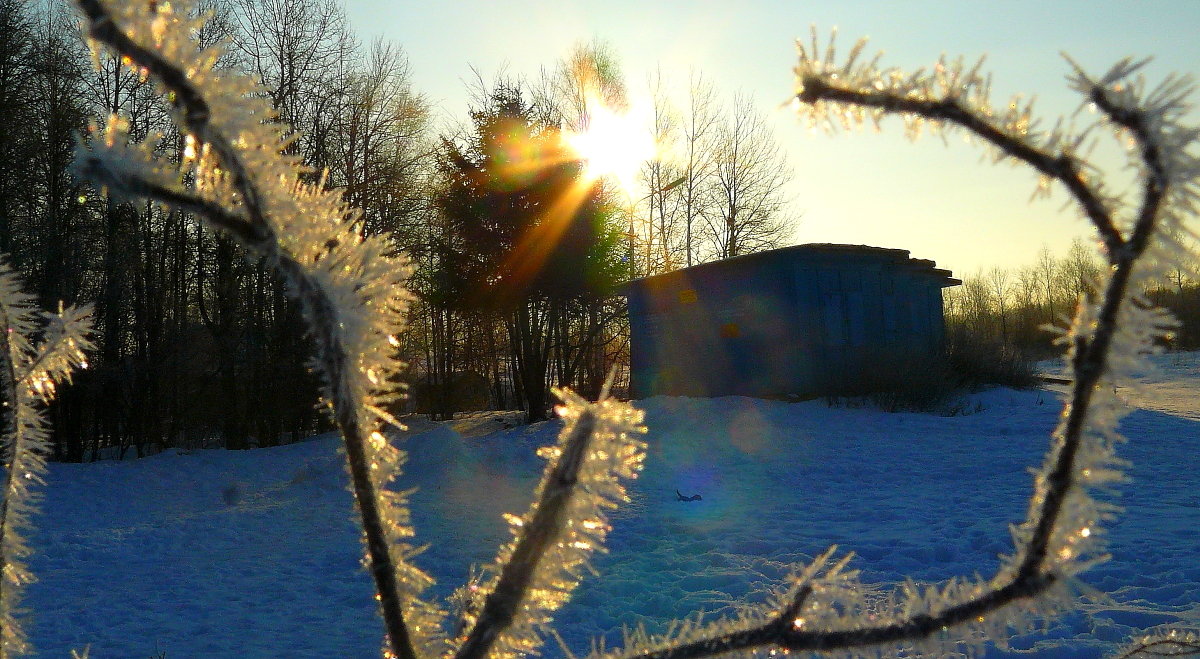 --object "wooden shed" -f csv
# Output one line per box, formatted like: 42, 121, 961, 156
624, 244, 961, 399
